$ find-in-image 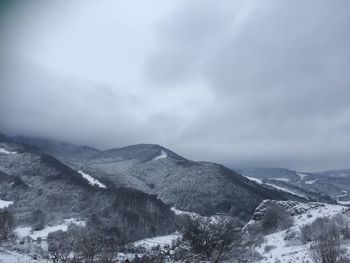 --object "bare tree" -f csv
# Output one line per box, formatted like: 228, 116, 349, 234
309, 228, 341, 263
47, 230, 73, 263
0, 209, 13, 241
177, 215, 242, 263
